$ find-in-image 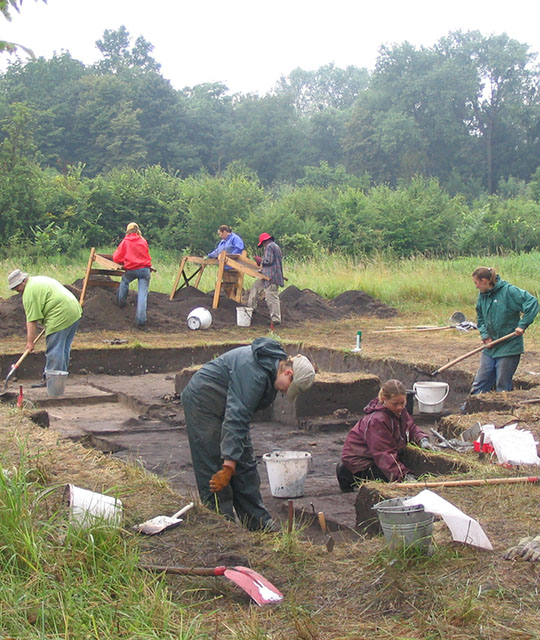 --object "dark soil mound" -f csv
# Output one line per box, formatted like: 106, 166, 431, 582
331, 290, 398, 318
0, 281, 397, 338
